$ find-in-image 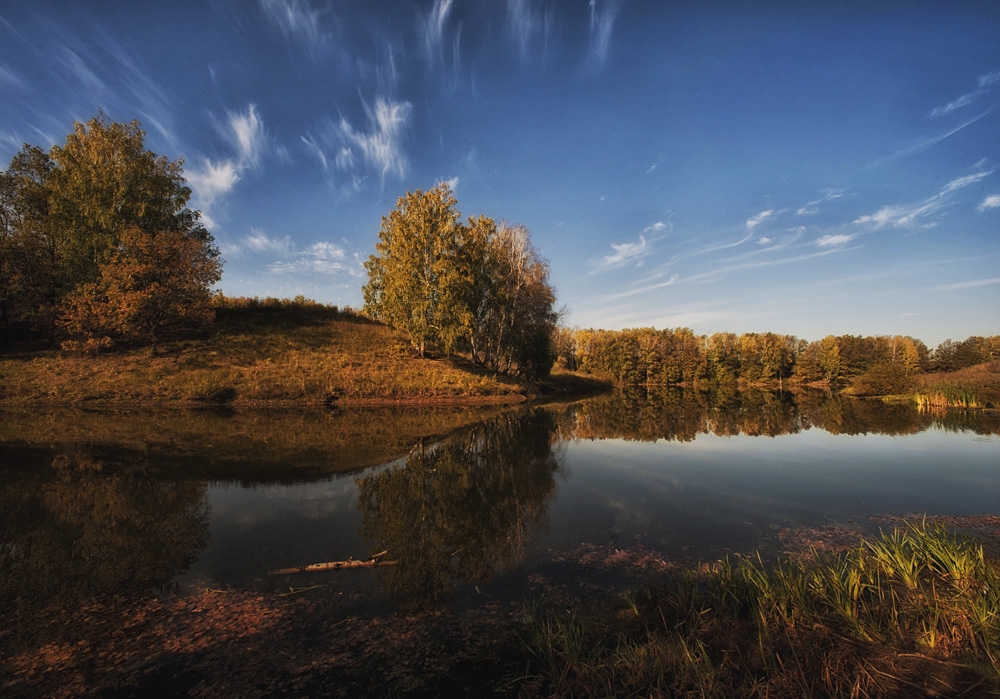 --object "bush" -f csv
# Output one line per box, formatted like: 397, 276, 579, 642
850, 362, 914, 396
